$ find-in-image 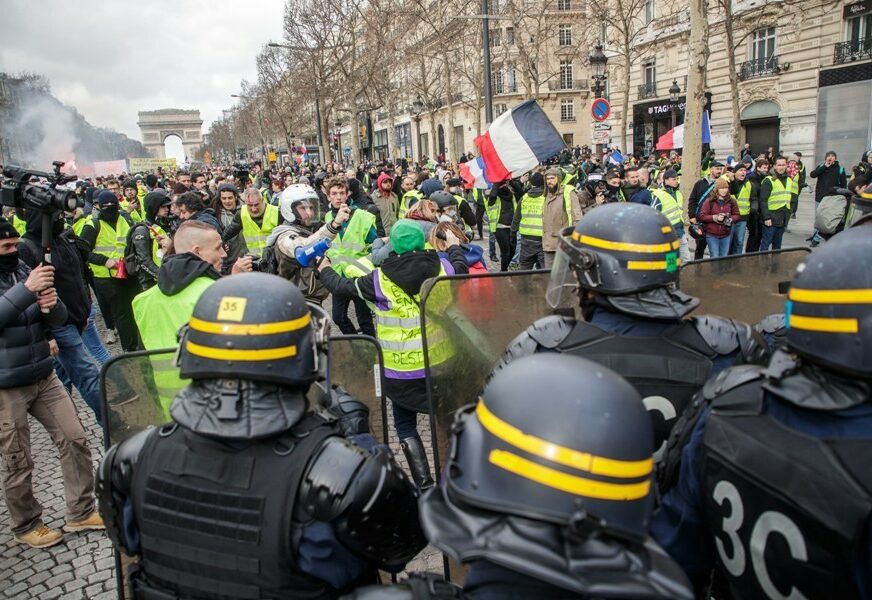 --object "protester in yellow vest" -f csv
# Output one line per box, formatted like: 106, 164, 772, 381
121, 179, 144, 222
322, 176, 378, 336
318, 219, 469, 489
132, 221, 253, 418
398, 176, 423, 219
728, 164, 753, 255
221, 187, 279, 258
78, 190, 140, 351
759, 156, 792, 251
128, 191, 173, 291
650, 169, 690, 264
